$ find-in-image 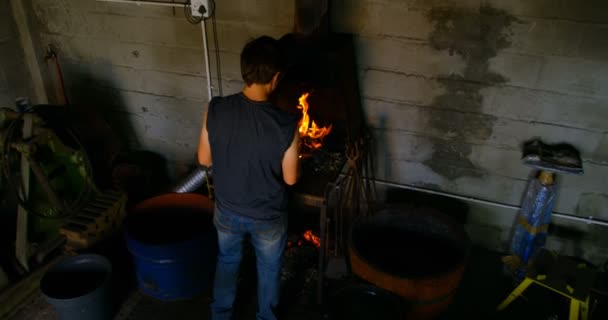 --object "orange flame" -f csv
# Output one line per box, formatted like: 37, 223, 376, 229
297, 93, 332, 150
303, 230, 321, 248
